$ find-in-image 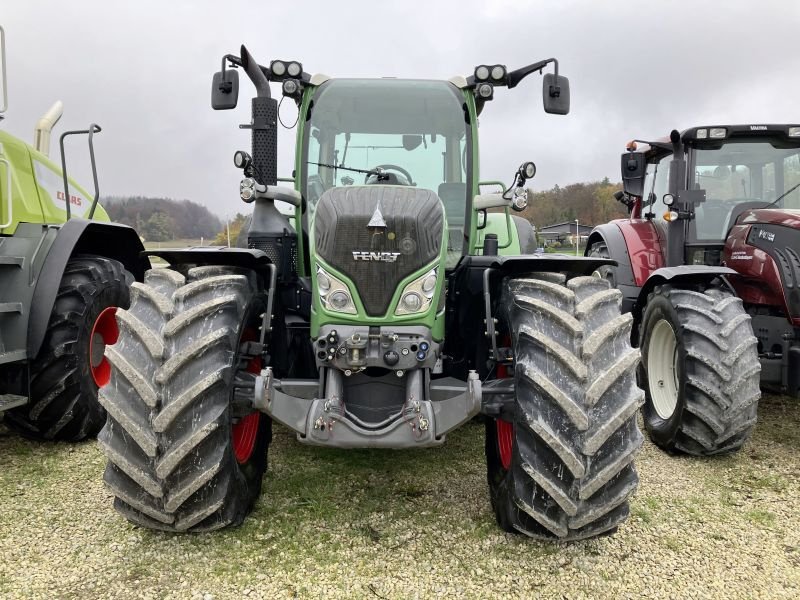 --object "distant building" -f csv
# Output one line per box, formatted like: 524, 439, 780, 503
538, 221, 594, 245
